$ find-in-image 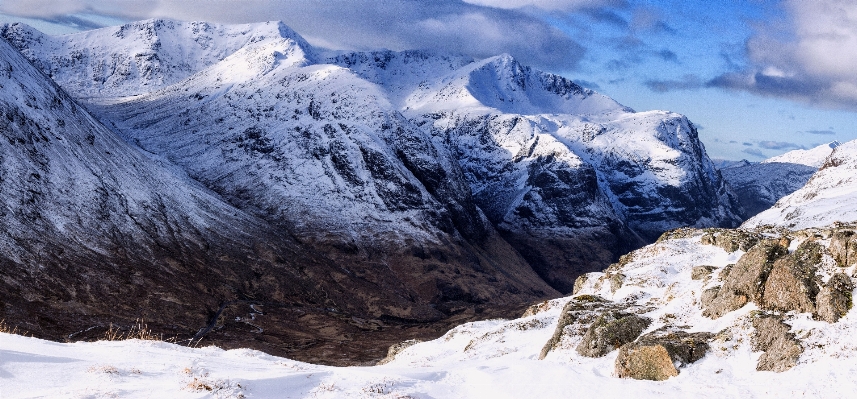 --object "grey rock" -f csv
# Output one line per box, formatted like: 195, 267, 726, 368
575, 311, 651, 358
703, 239, 789, 318
751, 313, 802, 372
815, 273, 854, 323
